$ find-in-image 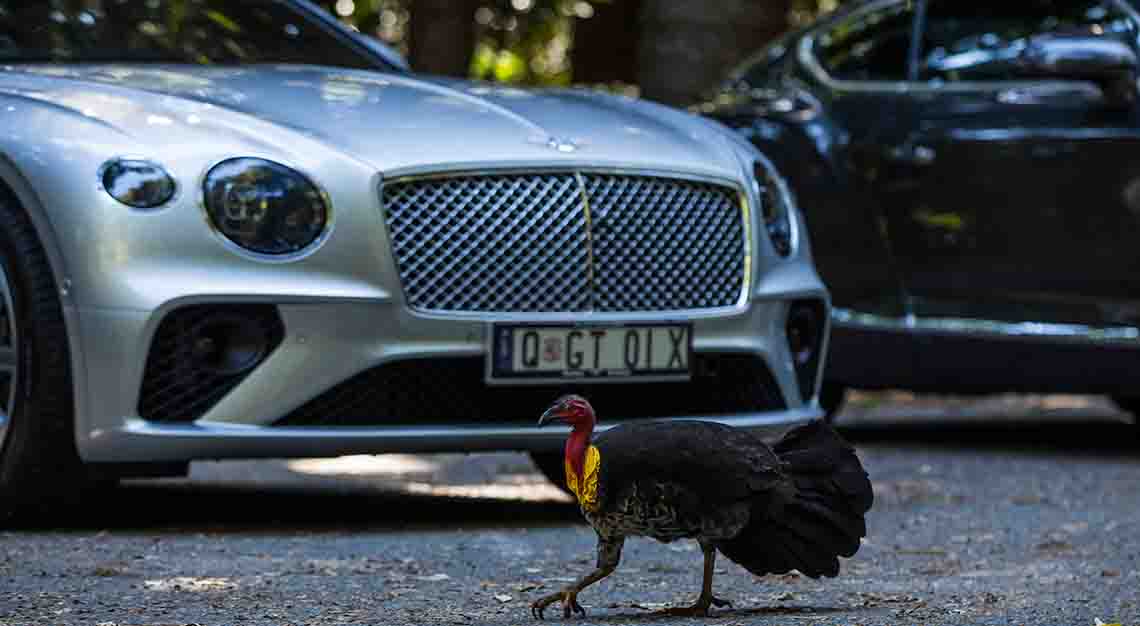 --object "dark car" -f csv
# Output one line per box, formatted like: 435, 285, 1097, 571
702, 0, 1140, 421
